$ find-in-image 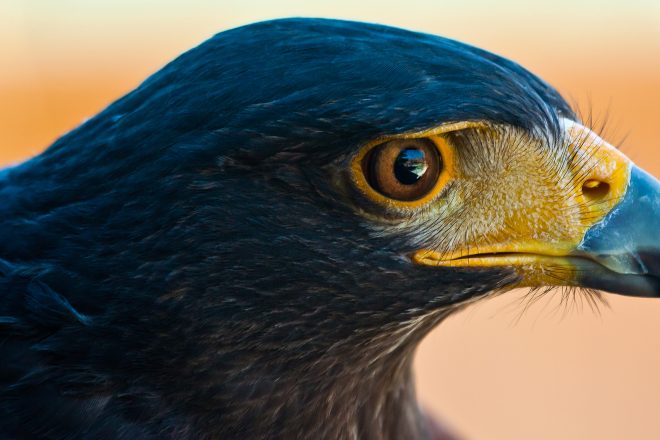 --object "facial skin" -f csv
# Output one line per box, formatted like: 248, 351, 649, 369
343, 118, 642, 294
